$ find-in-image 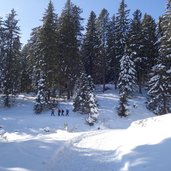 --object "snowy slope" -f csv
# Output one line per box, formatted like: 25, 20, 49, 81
48, 114, 171, 171
0, 85, 171, 171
